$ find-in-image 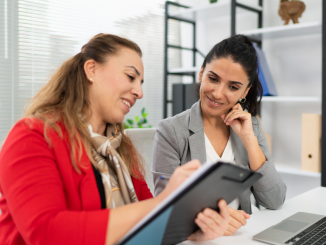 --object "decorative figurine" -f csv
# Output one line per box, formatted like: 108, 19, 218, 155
278, 0, 305, 25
